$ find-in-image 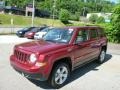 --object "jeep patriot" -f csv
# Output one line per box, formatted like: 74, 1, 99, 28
10, 26, 107, 88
